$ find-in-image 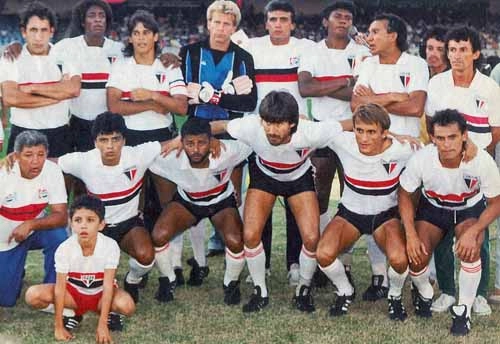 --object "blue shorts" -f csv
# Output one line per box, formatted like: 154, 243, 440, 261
0, 227, 67, 307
